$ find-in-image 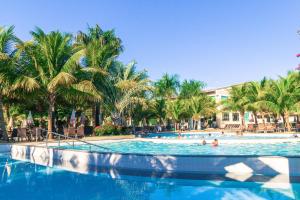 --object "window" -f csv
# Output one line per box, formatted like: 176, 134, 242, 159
222, 112, 229, 121
232, 113, 239, 121
221, 96, 228, 100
